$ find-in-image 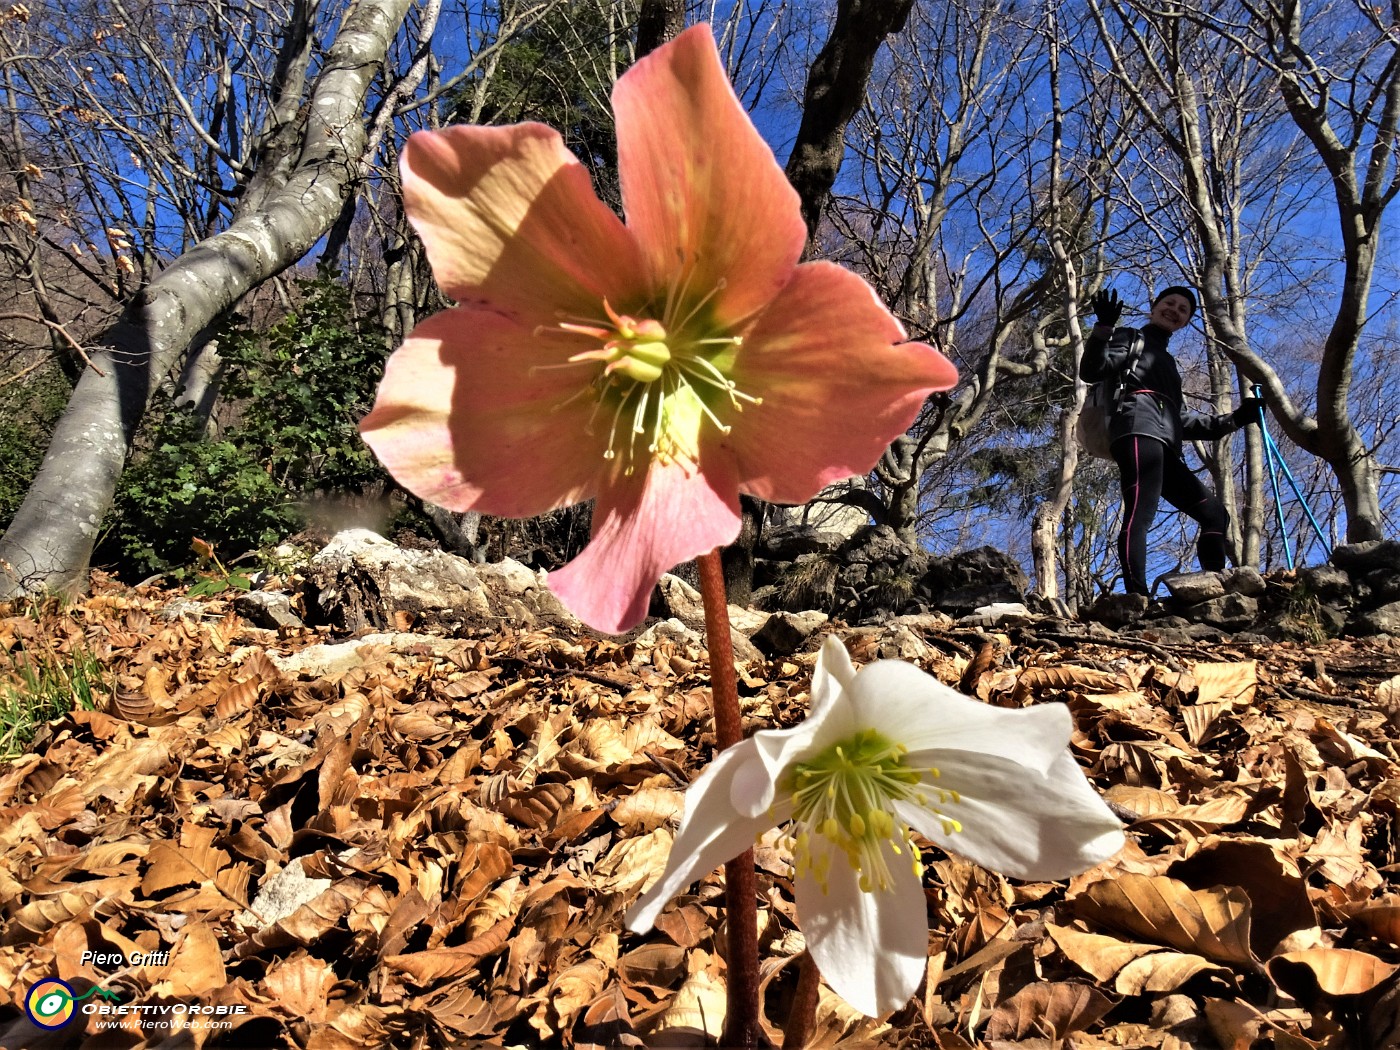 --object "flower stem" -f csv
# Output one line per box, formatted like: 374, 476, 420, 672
782, 952, 821, 1050
697, 549, 762, 1050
